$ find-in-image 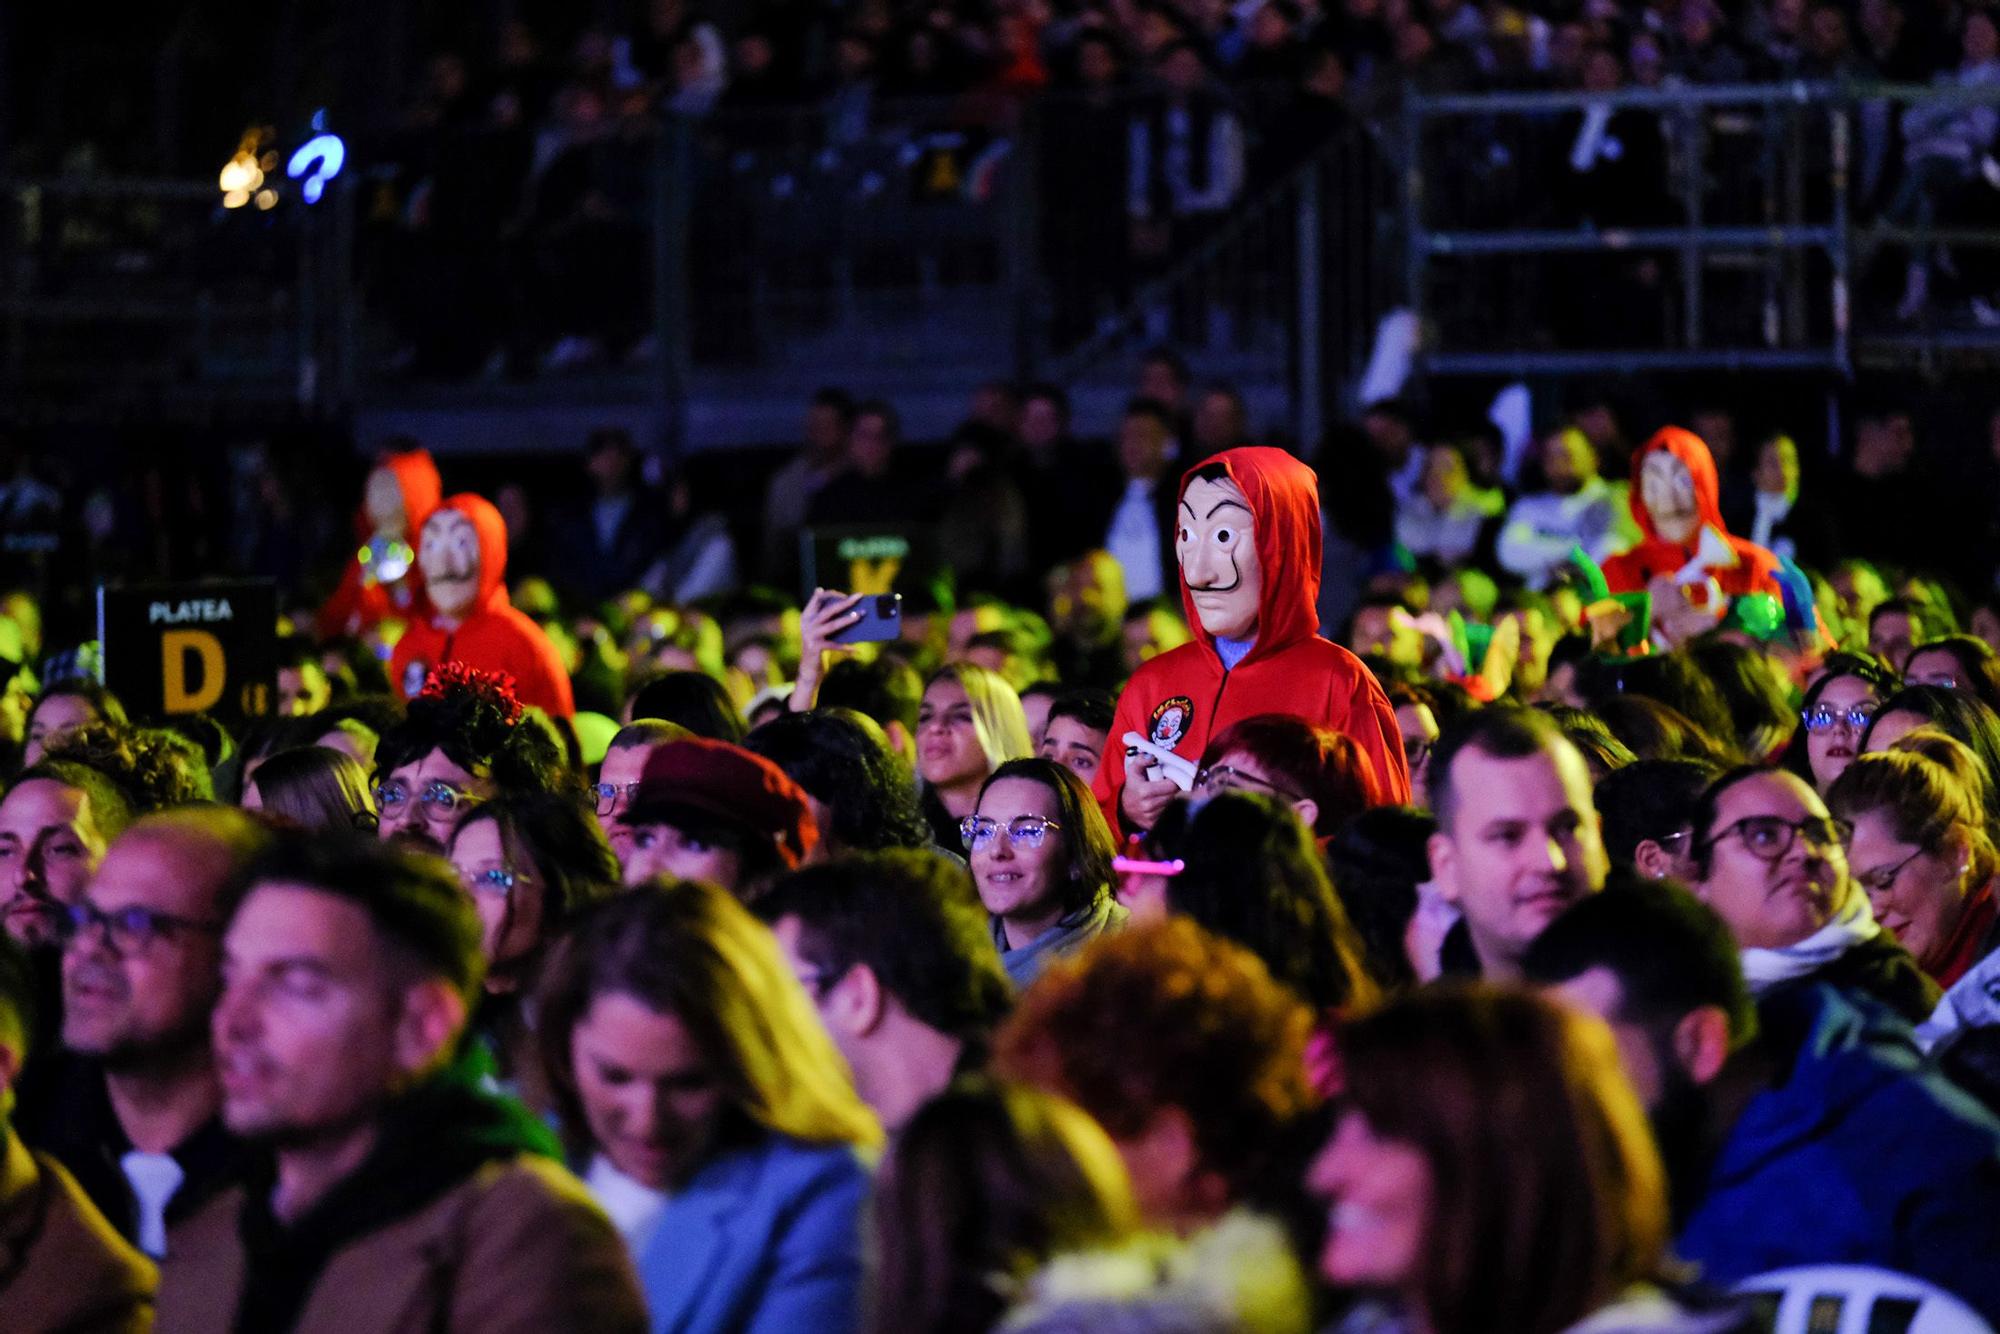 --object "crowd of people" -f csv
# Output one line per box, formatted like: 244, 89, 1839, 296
3, 348, 2000, 1332
355, 0, 2000, 375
